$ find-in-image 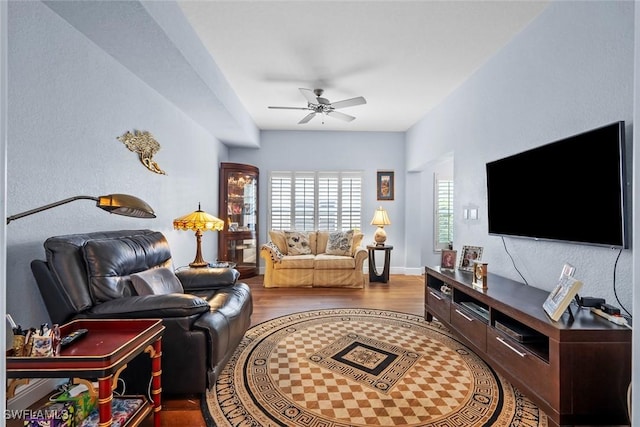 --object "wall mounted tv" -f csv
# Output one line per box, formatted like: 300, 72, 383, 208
486, 121, 628, 249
